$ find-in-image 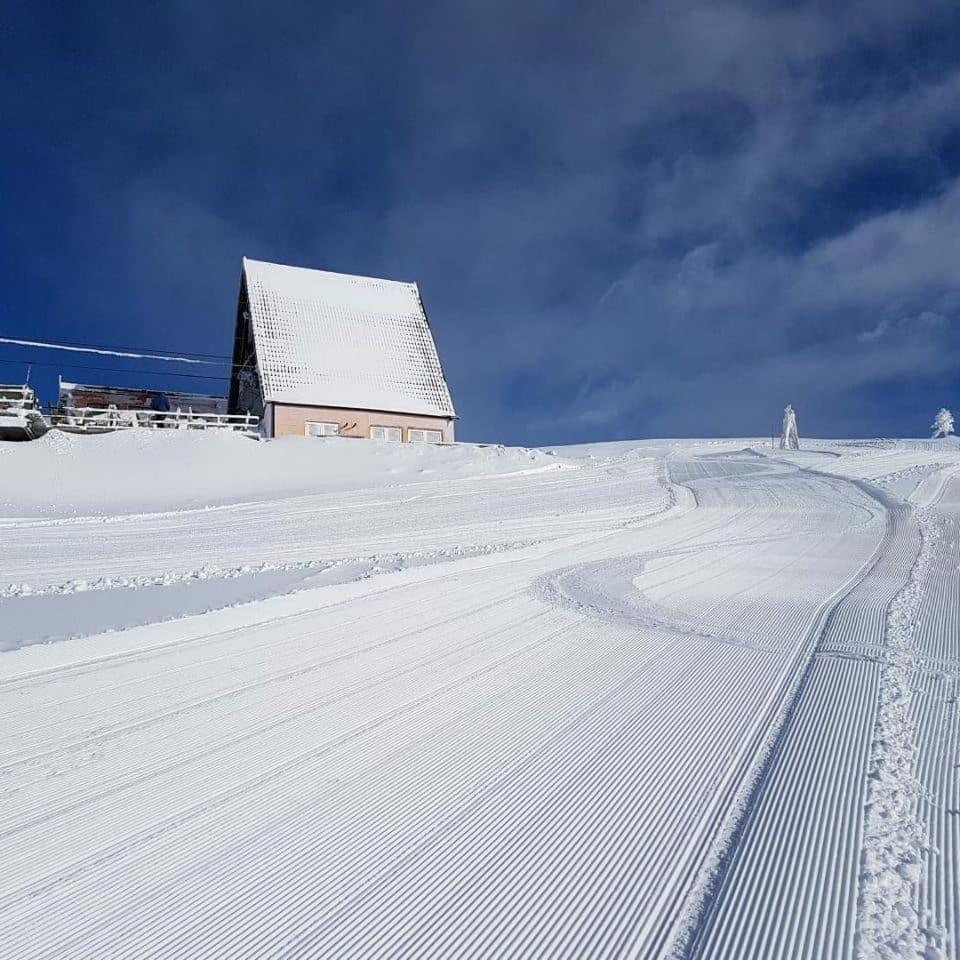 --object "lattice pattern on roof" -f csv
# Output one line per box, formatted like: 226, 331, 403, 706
243, 258, 456, 418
